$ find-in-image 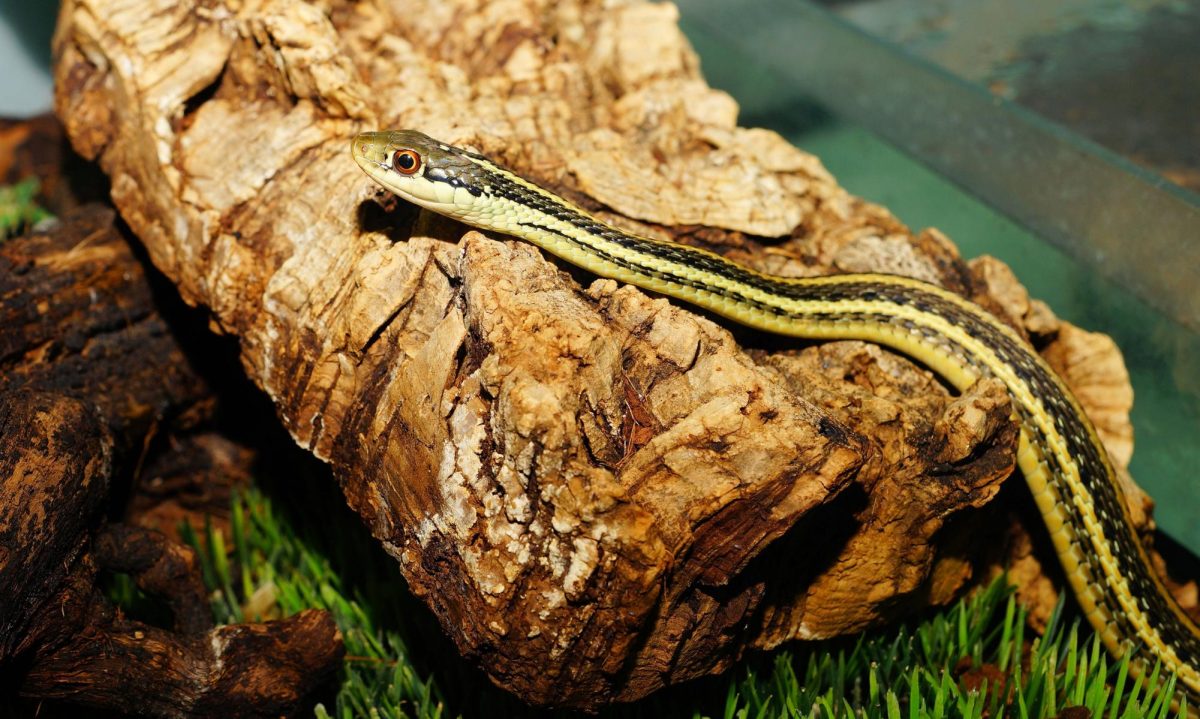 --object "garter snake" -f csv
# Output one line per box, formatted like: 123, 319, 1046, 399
351, 129, 1200, 706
